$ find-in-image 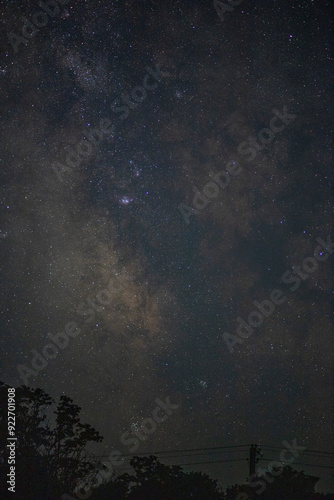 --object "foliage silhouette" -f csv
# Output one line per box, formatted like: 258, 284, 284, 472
0, 381, 103, 499
1, 382, 333, 500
